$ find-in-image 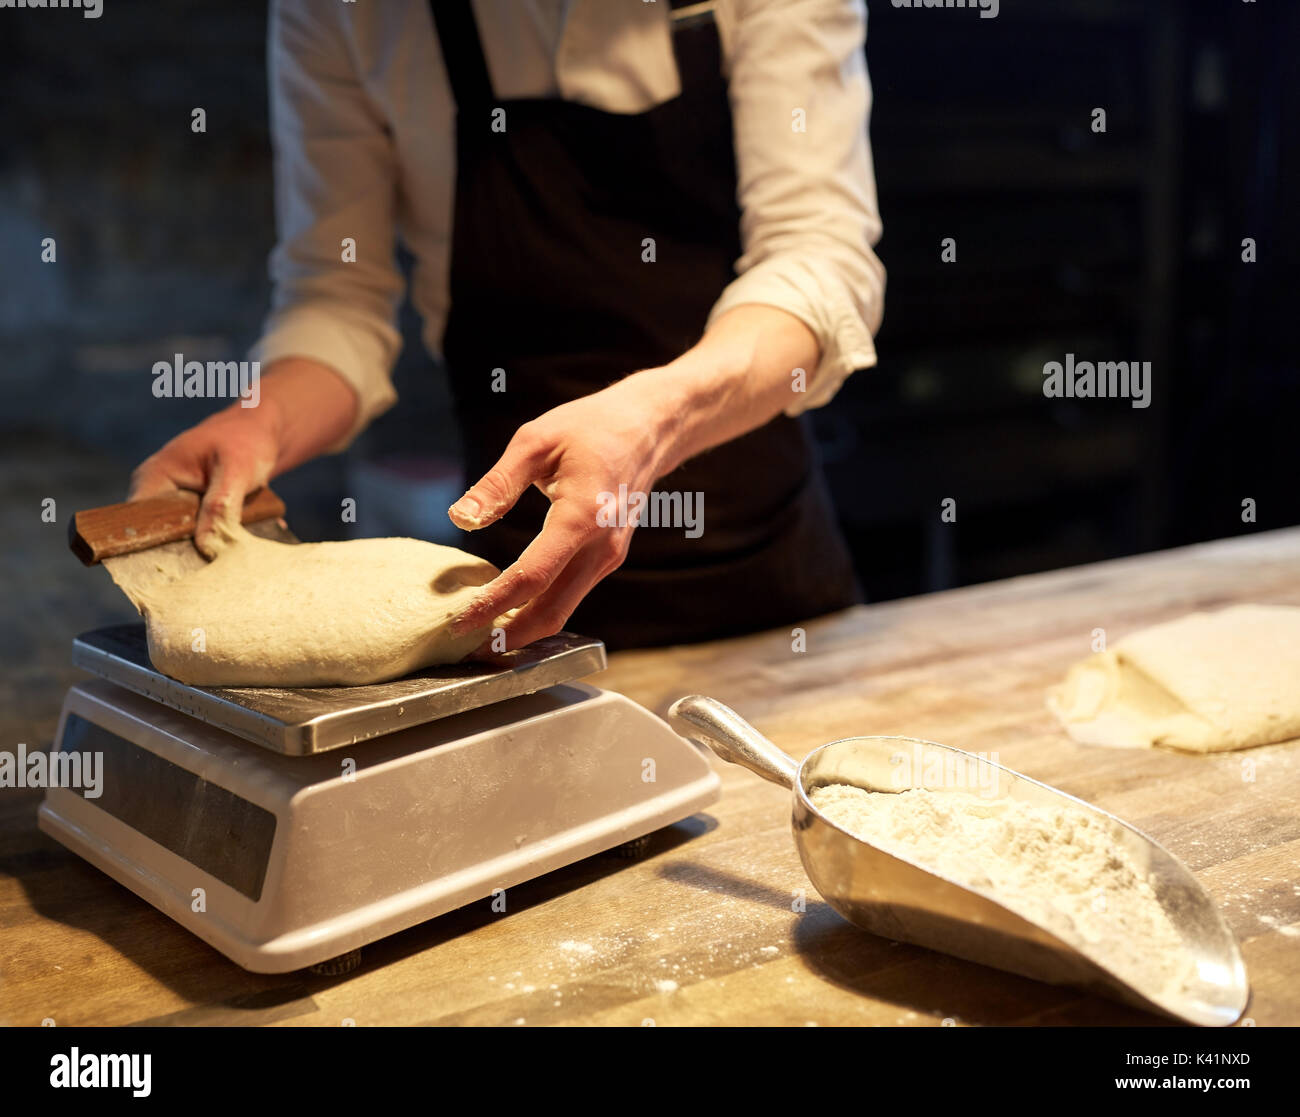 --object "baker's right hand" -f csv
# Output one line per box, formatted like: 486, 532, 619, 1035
129, 406, 279, 557
128, 358, 359, 557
